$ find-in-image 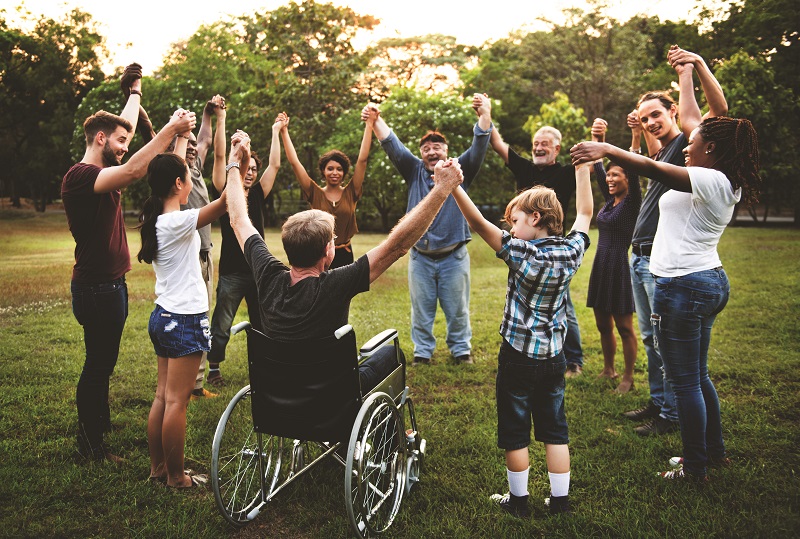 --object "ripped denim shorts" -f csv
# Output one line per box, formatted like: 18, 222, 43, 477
148, 304, 211, 358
